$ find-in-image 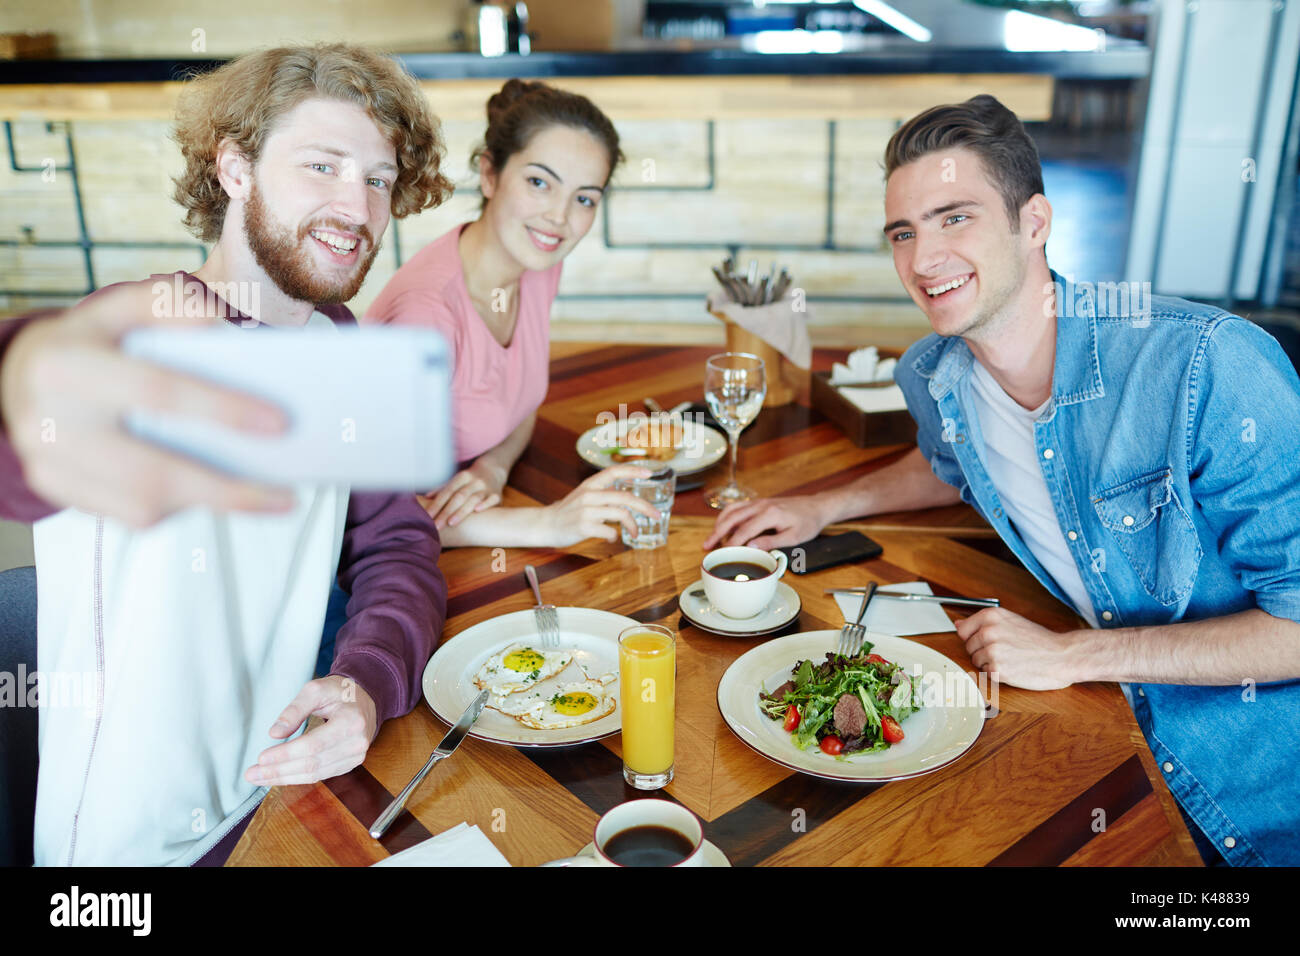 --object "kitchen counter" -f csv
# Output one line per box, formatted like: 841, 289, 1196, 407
0, 40, 1146, 86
